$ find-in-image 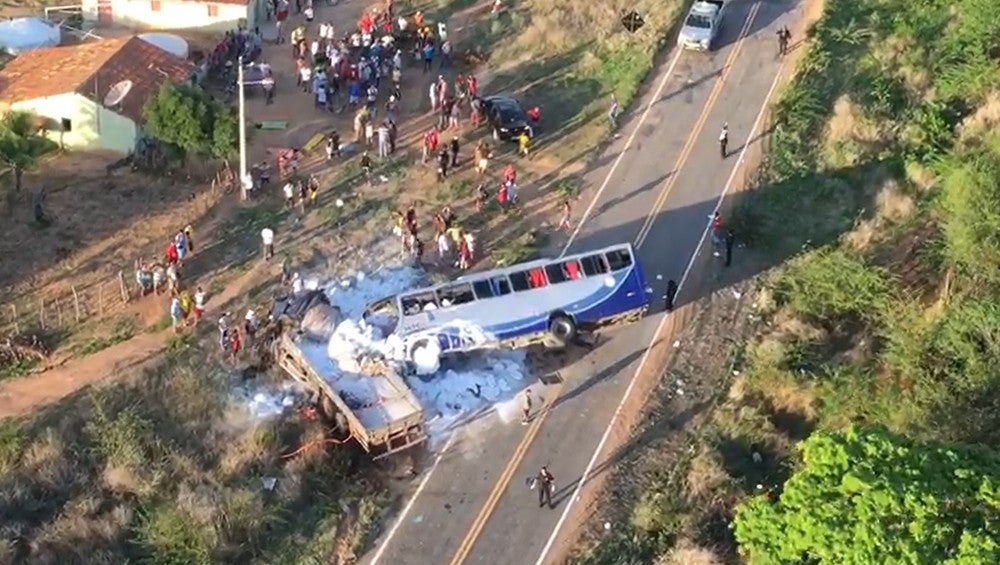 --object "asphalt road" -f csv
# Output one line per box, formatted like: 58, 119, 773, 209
363, 1, 801, 563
